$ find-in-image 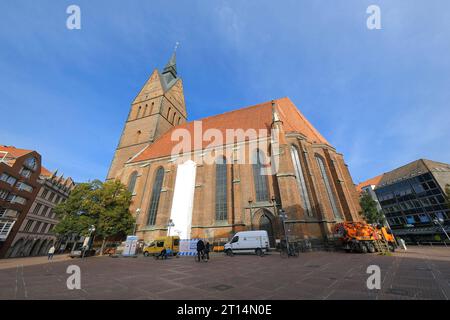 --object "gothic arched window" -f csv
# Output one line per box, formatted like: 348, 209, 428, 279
147, 167, 165, 226
252, 149, 269, 202
215, 157, 228, 221
136, 106, 142, 119
315, 155, 341, 219
127, 171, 138, 194
291, 146, 312, 216
150, 102, 154, 115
